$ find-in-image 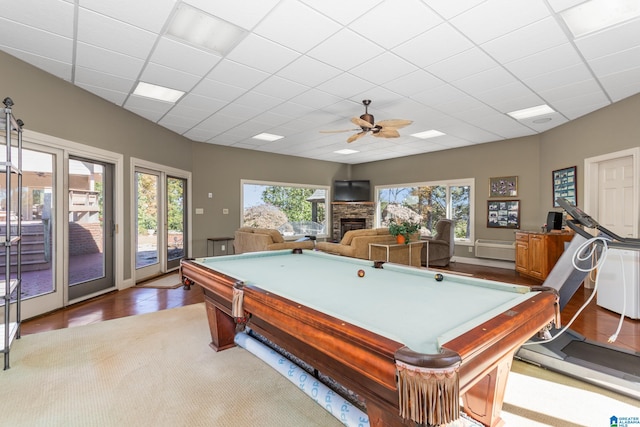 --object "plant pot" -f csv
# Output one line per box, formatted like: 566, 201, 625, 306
396, 234, 406, 244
